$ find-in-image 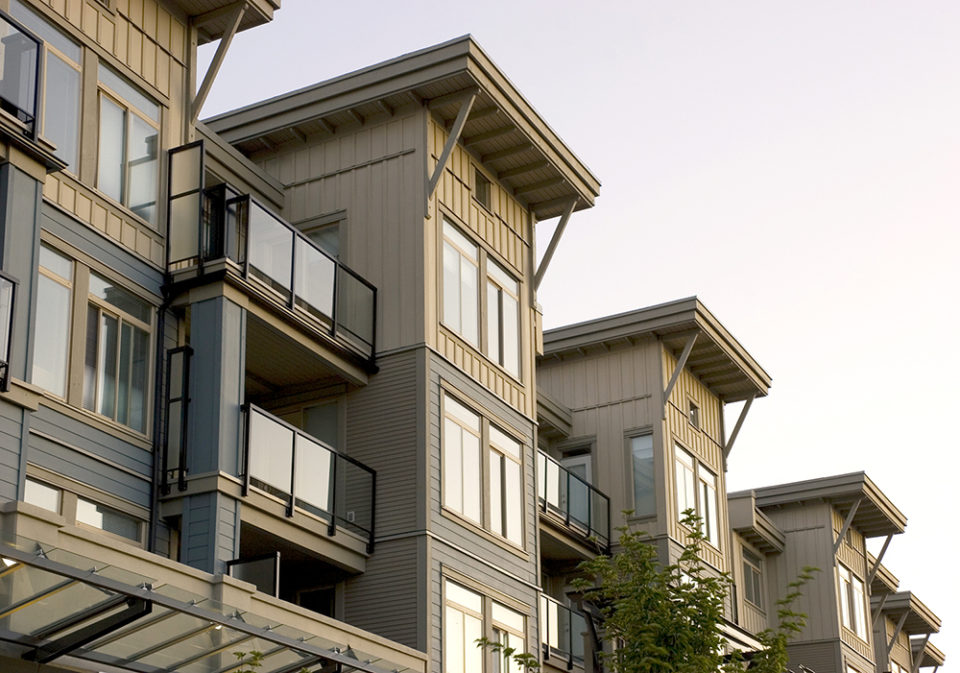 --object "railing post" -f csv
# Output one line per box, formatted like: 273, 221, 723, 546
587, 484, 593, 541
286, 431, 296, 517
331, 260, 340, 339
367, 468, 376, 553
241, 404, 251, 496
564, 468, 571, 527
327, 454, 338, 536
288, 234, 297, 309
